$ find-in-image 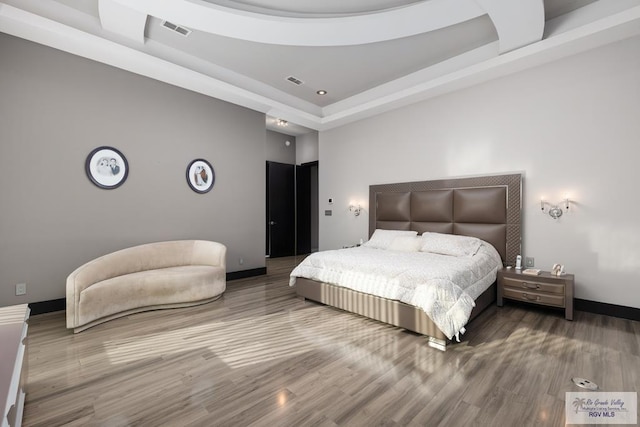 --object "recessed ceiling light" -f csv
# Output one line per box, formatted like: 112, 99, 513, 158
316, 90, 327, 95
